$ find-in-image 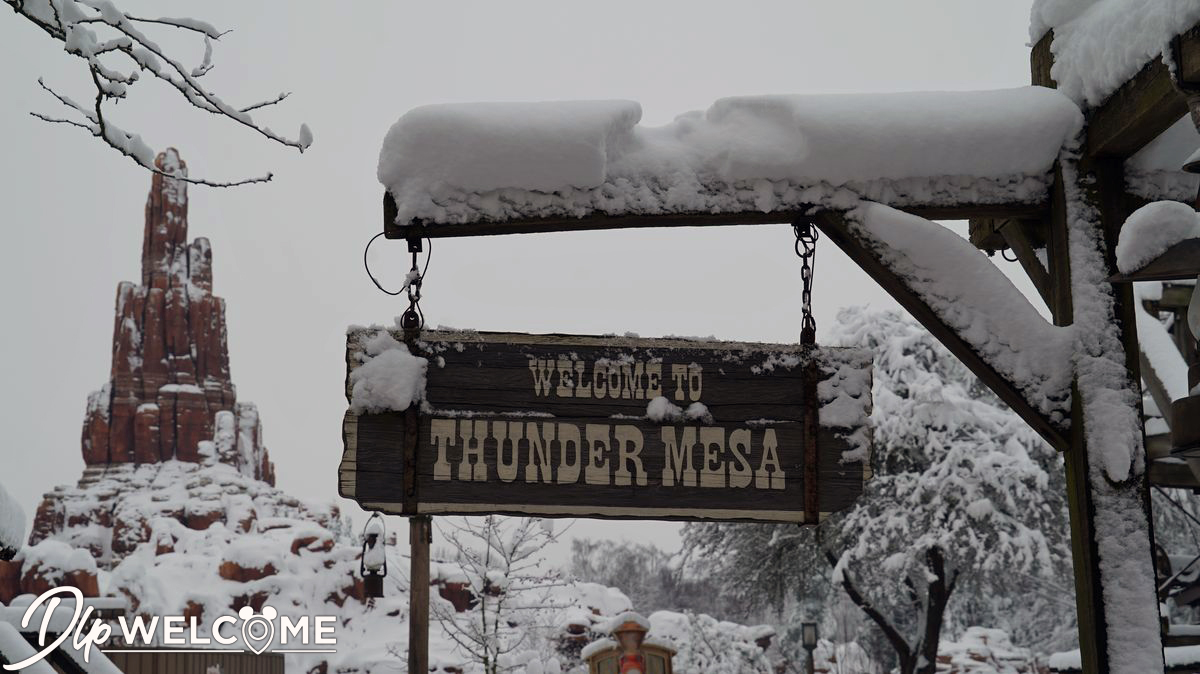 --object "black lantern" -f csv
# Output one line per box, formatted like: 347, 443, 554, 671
360, 513, 387, 599
801, 622, 818, 649
801, 621, 818, 674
